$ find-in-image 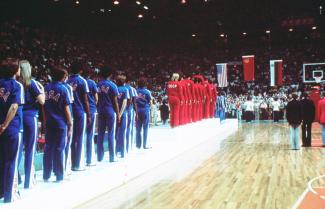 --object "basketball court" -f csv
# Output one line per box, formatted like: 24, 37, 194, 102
73, 122, 325, 209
